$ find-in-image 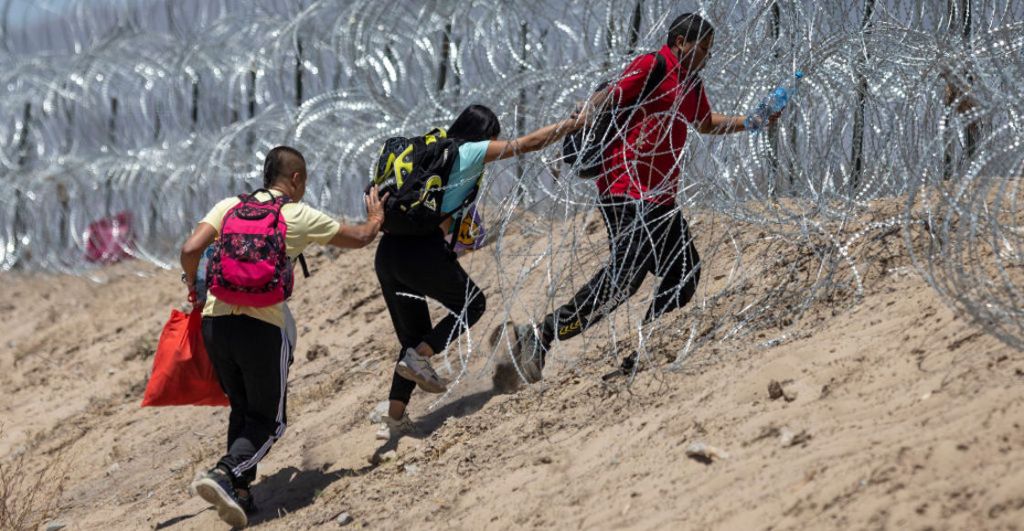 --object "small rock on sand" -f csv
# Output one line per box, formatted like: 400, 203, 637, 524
335, 512, 354, 526
768, 379, 798, 402
779, 427, 812, 448
685, 442, 729, 464
105, 463, 121, 476
306, 343, 330, 362
168, 460, 187, 473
